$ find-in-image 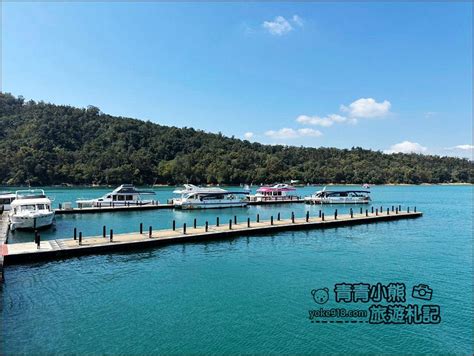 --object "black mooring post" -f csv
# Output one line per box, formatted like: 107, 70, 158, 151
79, 231, 82, 245
103, 225, 106, 238
319, 210, 322, 218
407, 207, 410, 213
399, 205, 401, 211
247, 217, 250, 227
291, 212, 295, 223
172, 220, 176, 231
74, 227, 77, 240
371, 206, 374, 214
257, 214, 260, 223
306, 211, 309, 222
234, 215, 237, 225
359, 207, 362, 214
350, 208, 353, 218
194, 218, 197, 229
365, 209, 368, 217
110, 229, 113, 242
140, 223, 143, 234
414, 206, 417, 213
216, 217, 220, 227
376, 208, 378, 216
392, 205, 394, 212
34, 230, 39, 249
380, 206, 383, 213
334, 209, 338, 220
183, 223, 187, 234
229, 219, 232, 230
396, 207, 398, 214
33, 217, 37, 230
149, 226, 152, 238
271, 216, 274, 225
322, 212, 325, 221
205, 221, 208, 232
387, 208, 389, 215
277, 212, 280, 221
